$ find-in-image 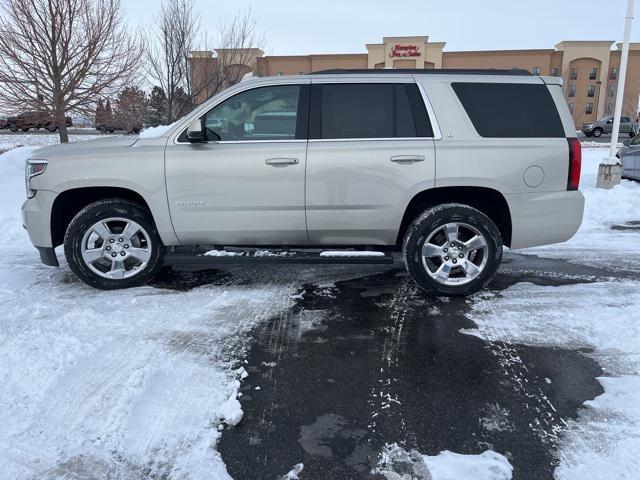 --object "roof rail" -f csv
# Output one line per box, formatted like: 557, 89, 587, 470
309, 68, 533, 76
